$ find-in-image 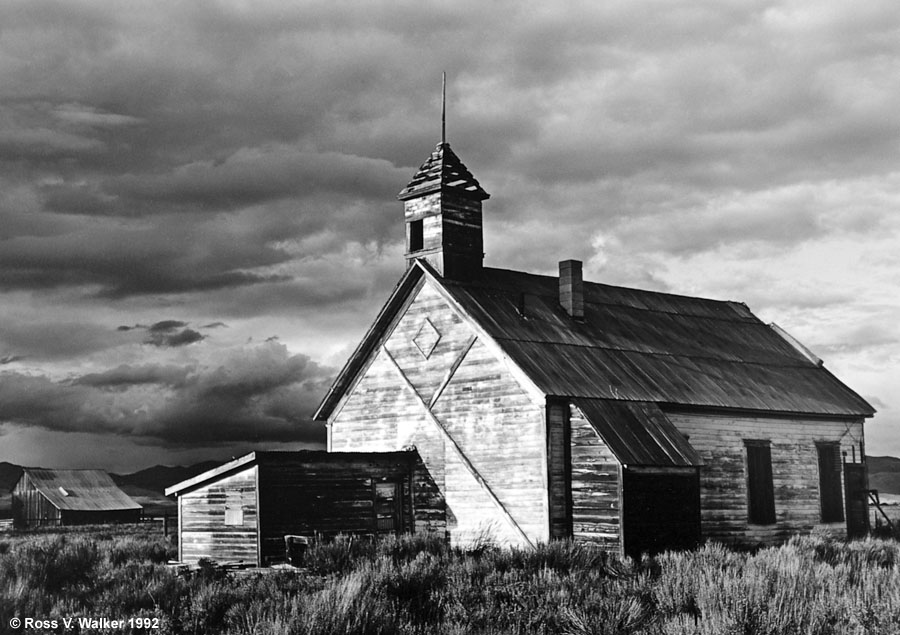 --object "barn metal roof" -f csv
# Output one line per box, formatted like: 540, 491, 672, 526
397, 142, 490, 201
21, 469, 141, 512
442, 267, 874, 417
